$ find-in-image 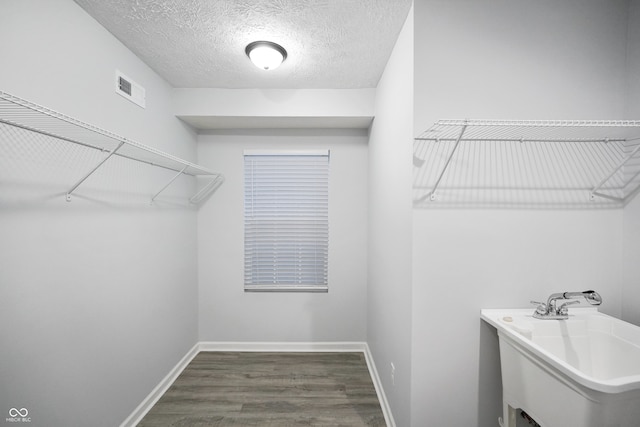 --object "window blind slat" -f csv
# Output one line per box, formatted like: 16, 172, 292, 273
244, 152, 329, 291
